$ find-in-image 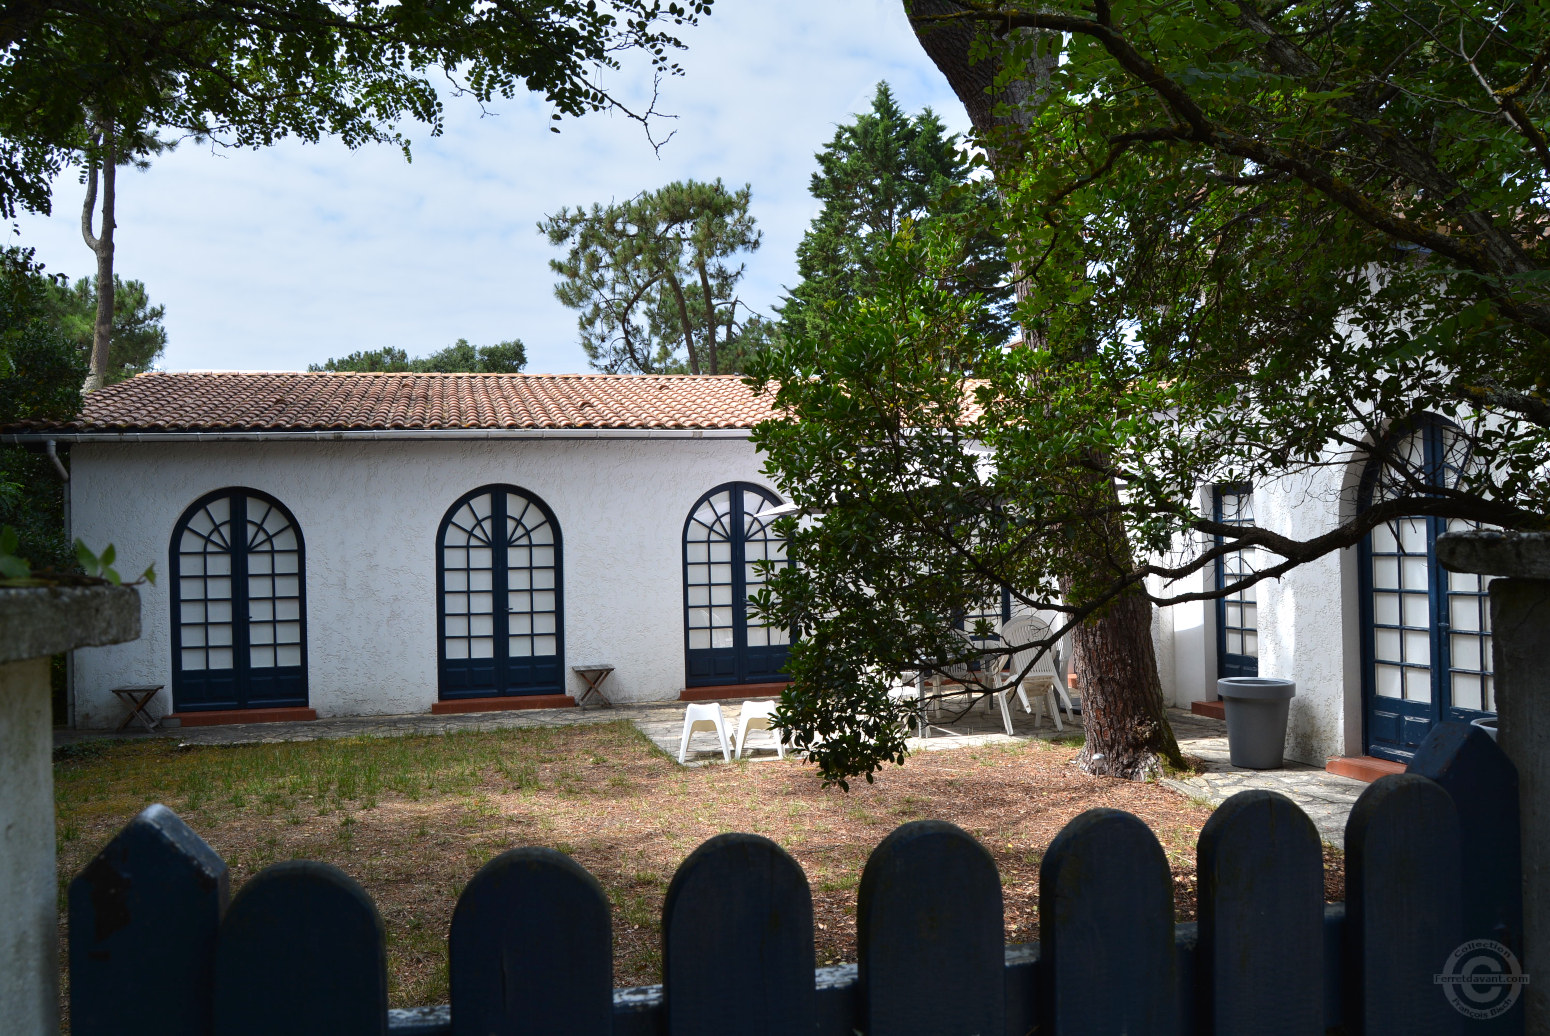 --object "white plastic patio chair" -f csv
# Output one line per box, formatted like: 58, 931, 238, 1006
999, 614, 1074, 733
734, 700, 786, 759
926, 628, 1006, 726
678, 702, 732, 763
